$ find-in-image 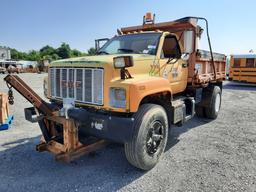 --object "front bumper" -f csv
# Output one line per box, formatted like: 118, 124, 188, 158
68, 108, 135, 143
24, 107, 135, 143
